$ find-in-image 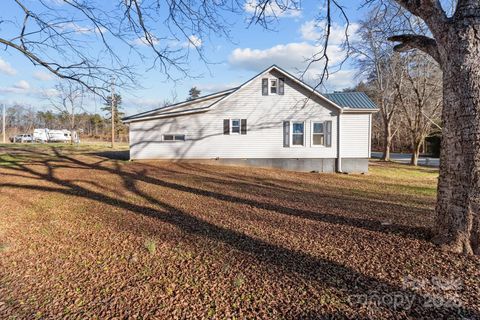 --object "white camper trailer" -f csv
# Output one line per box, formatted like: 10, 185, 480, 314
48, 130, 71, 142
33, 128, 73, 143
33, 128, 49, 143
